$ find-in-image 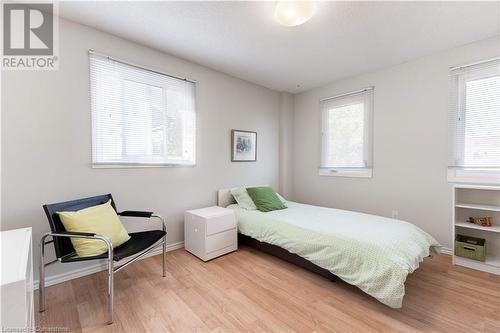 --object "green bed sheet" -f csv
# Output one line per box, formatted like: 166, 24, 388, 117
227, 201, 441, 308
